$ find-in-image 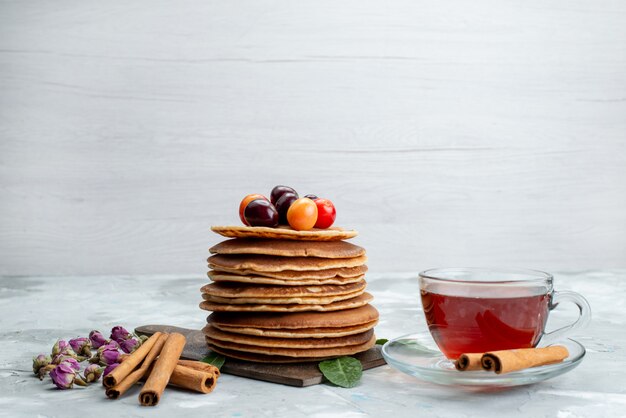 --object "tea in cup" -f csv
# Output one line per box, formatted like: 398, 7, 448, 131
418, 268, 591, 360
